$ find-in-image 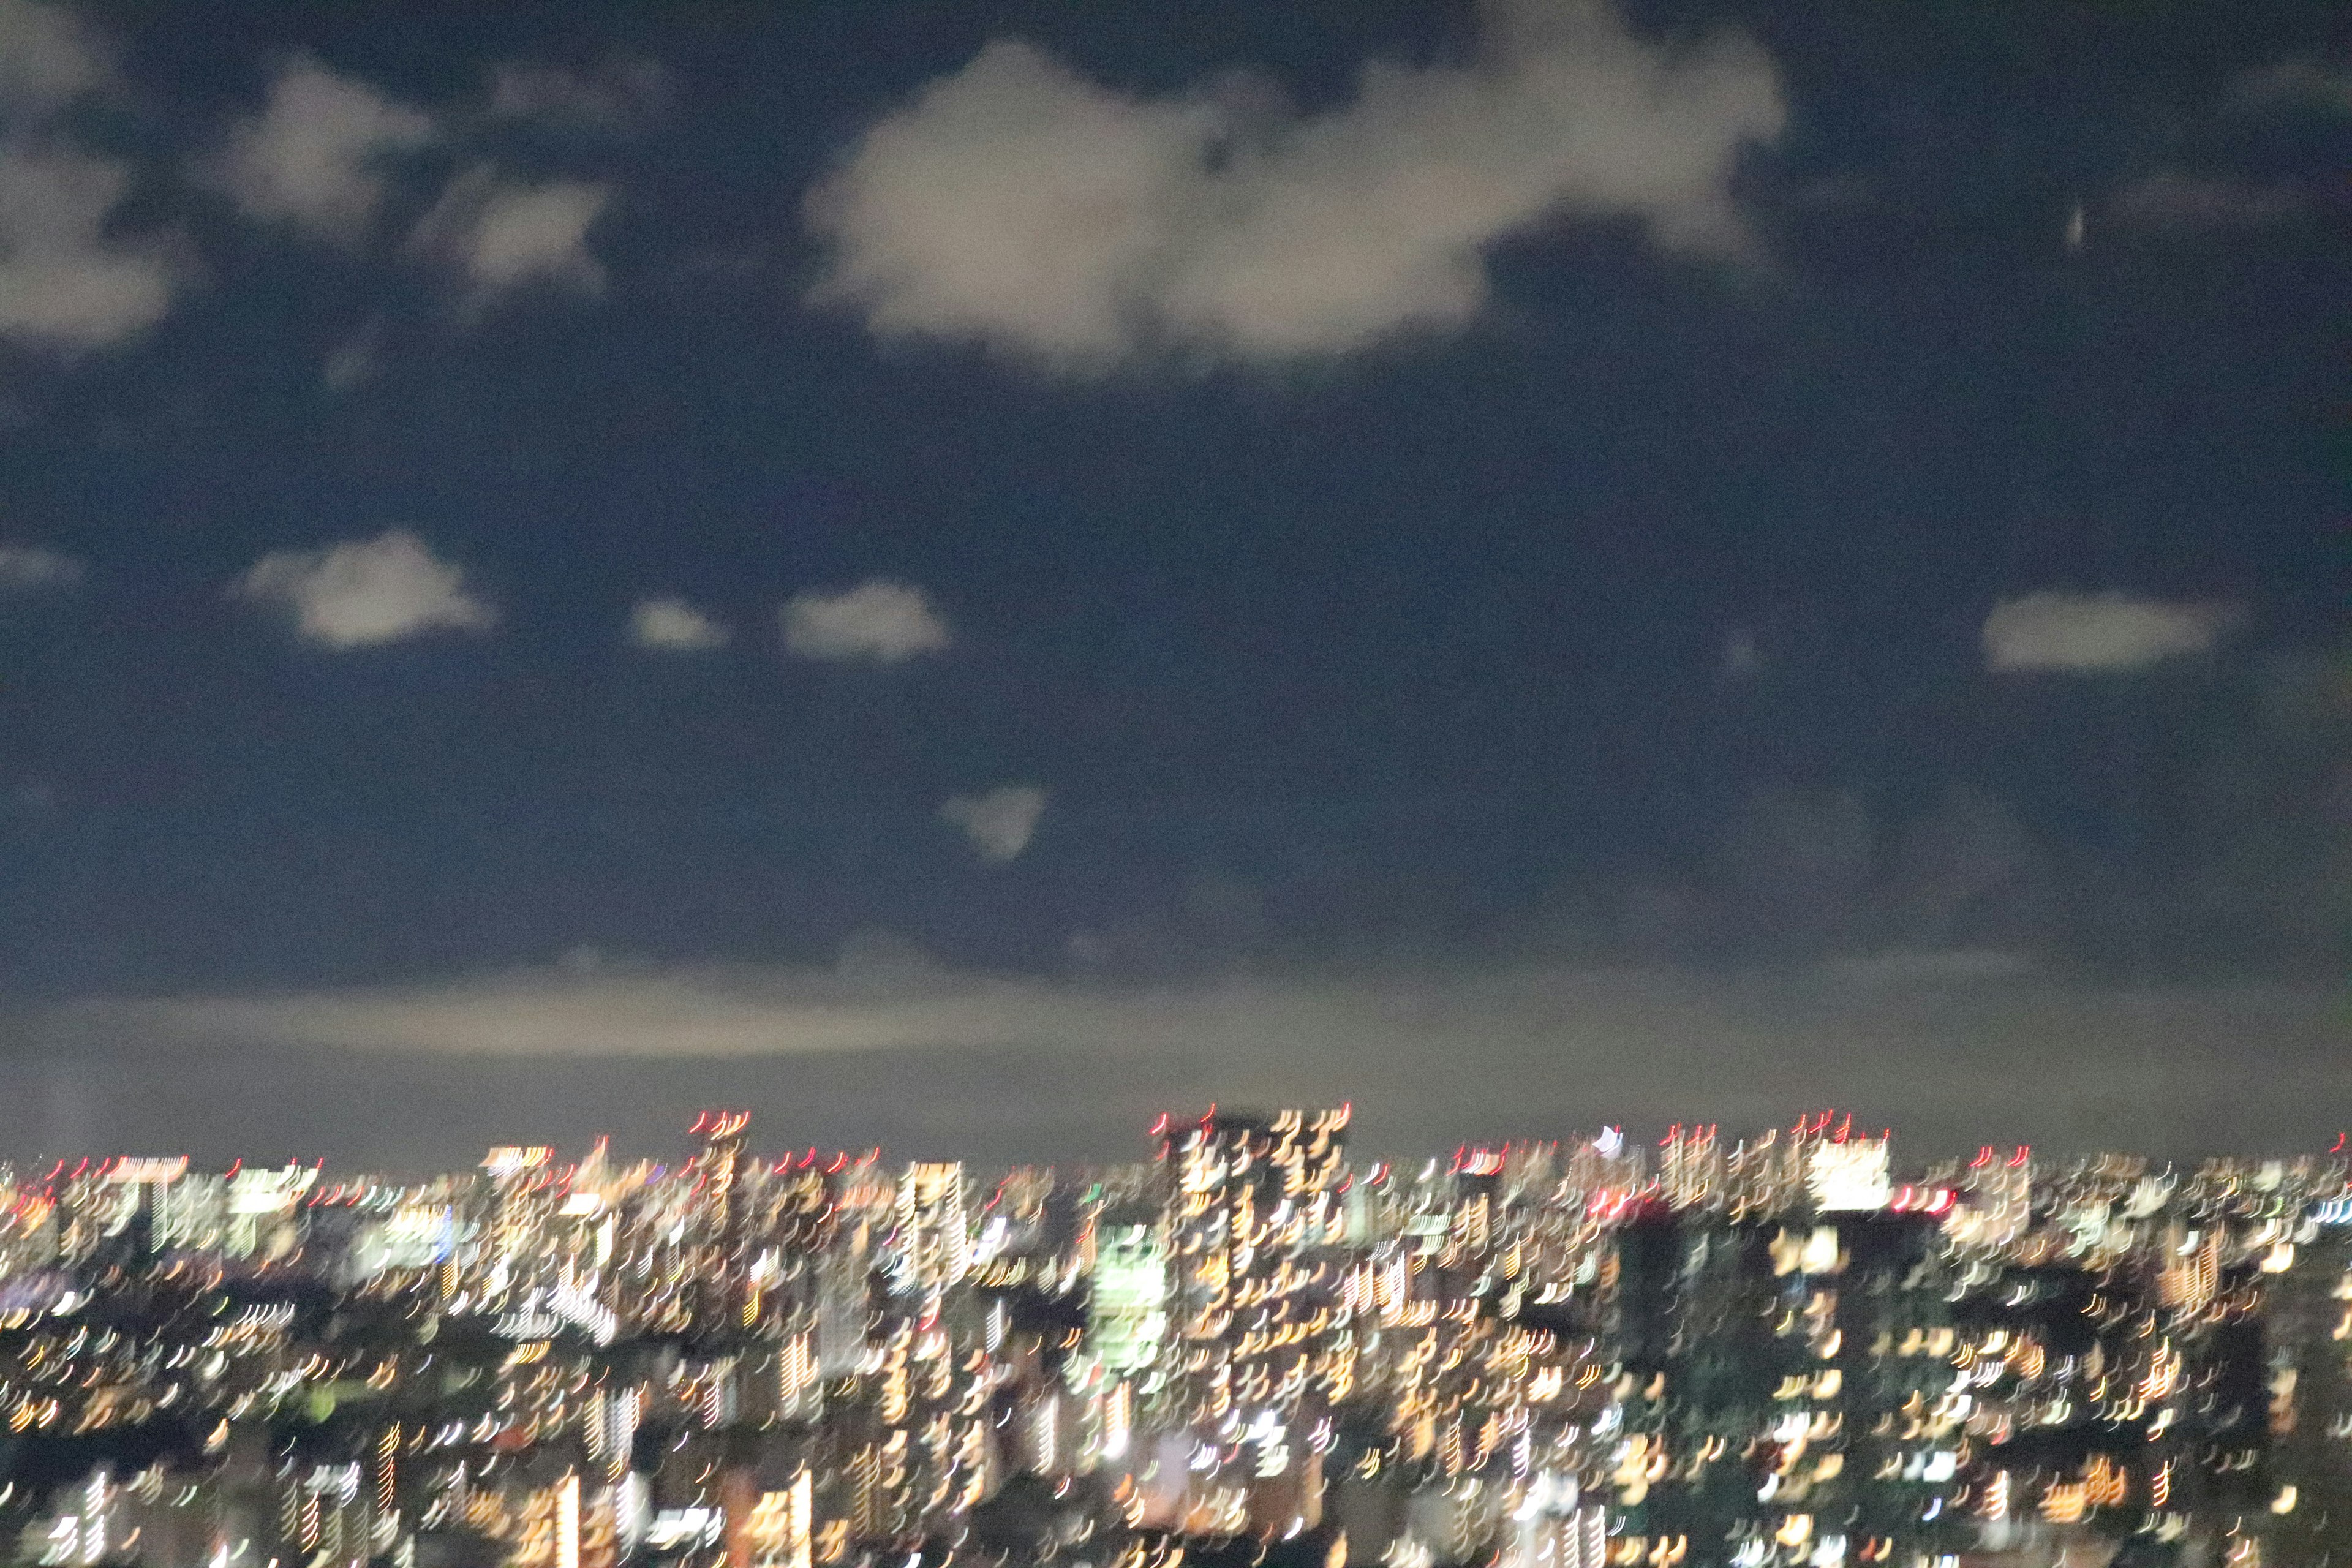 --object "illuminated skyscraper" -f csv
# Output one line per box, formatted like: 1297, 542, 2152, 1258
835, 1161, 992, 1541
894, 1162, 969, 1298
688, 1110, 752, 1332
225, 1161, 318, 1262
2264, 1201, 2352, 1566
1161, 1106, 1351, 1533
817, 1157, 895, 1379
1088, 1218, 1167, 1376
1658, 1124, 1722, 1213
1804, 1129, 1892, 1215
477, 1145, 557, 1309
692, 1111, 751, 1245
